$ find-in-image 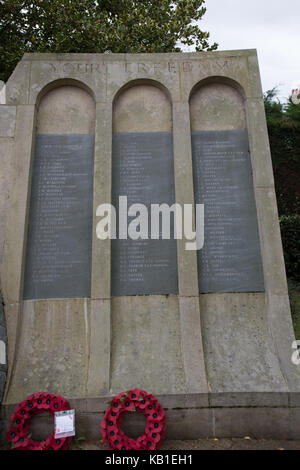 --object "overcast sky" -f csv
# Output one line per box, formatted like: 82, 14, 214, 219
196, 0, 300, 102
